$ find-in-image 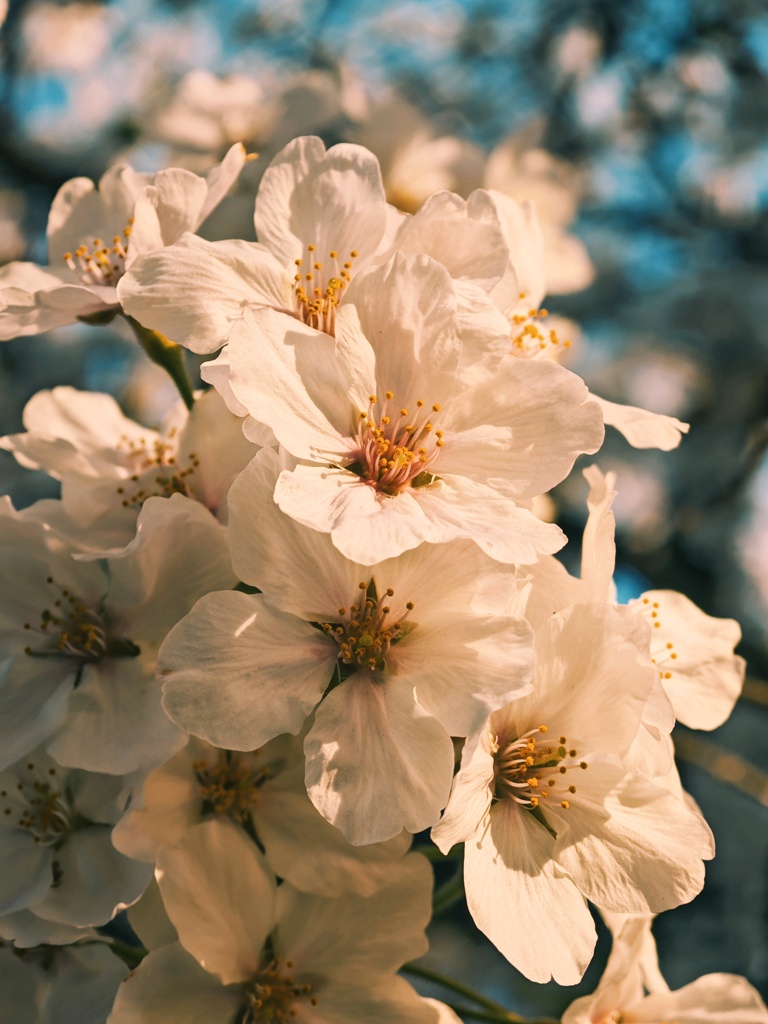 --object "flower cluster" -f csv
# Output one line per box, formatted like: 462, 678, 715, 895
0, 131, 761, 1023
